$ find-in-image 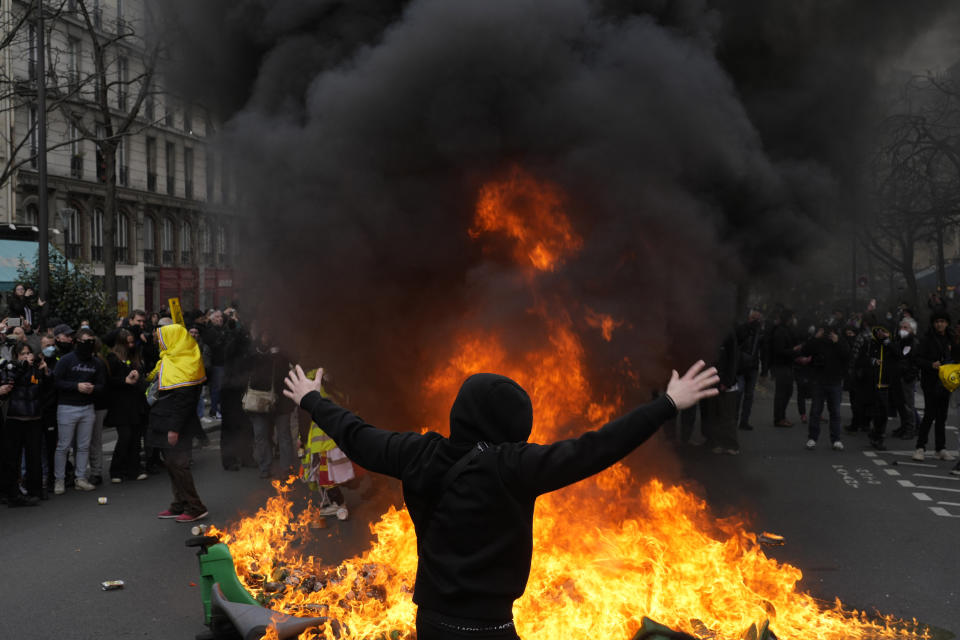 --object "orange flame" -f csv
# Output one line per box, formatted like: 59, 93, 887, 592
210, 170, 929, 639
585, 307, 625, 342
470, 165, 582, 271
